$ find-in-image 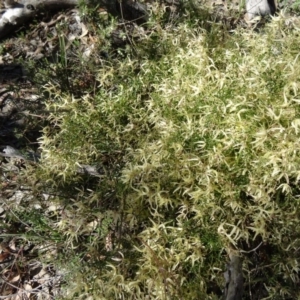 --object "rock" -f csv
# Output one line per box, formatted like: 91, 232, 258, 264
245, 0, 276, 20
